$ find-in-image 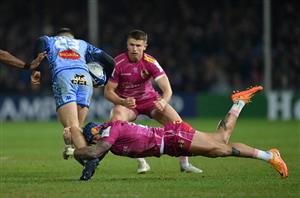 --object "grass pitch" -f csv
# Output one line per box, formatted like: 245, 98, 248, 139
0, 118, 299, 198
